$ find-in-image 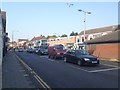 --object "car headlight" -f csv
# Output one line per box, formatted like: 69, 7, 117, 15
57, 53, 60, 55
84, 58, 90, 61
97, 58, 100, 60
